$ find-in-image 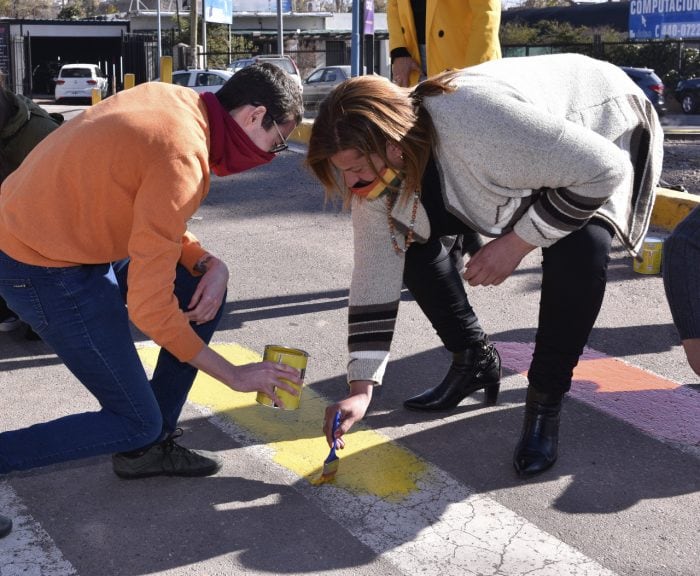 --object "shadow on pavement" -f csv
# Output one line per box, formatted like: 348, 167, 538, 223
10, 429, 381, 574
5, 343, 699, 574
493, 323, 680, 357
